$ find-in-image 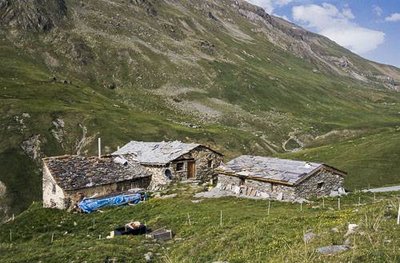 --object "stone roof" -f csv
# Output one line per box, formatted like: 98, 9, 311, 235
43, 155, 151, 191
112, 141, 221, 166
218, 155, 345, 185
